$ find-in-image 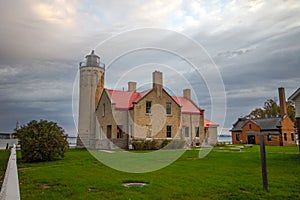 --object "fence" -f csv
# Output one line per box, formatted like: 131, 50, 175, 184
0, 145, 20, 200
